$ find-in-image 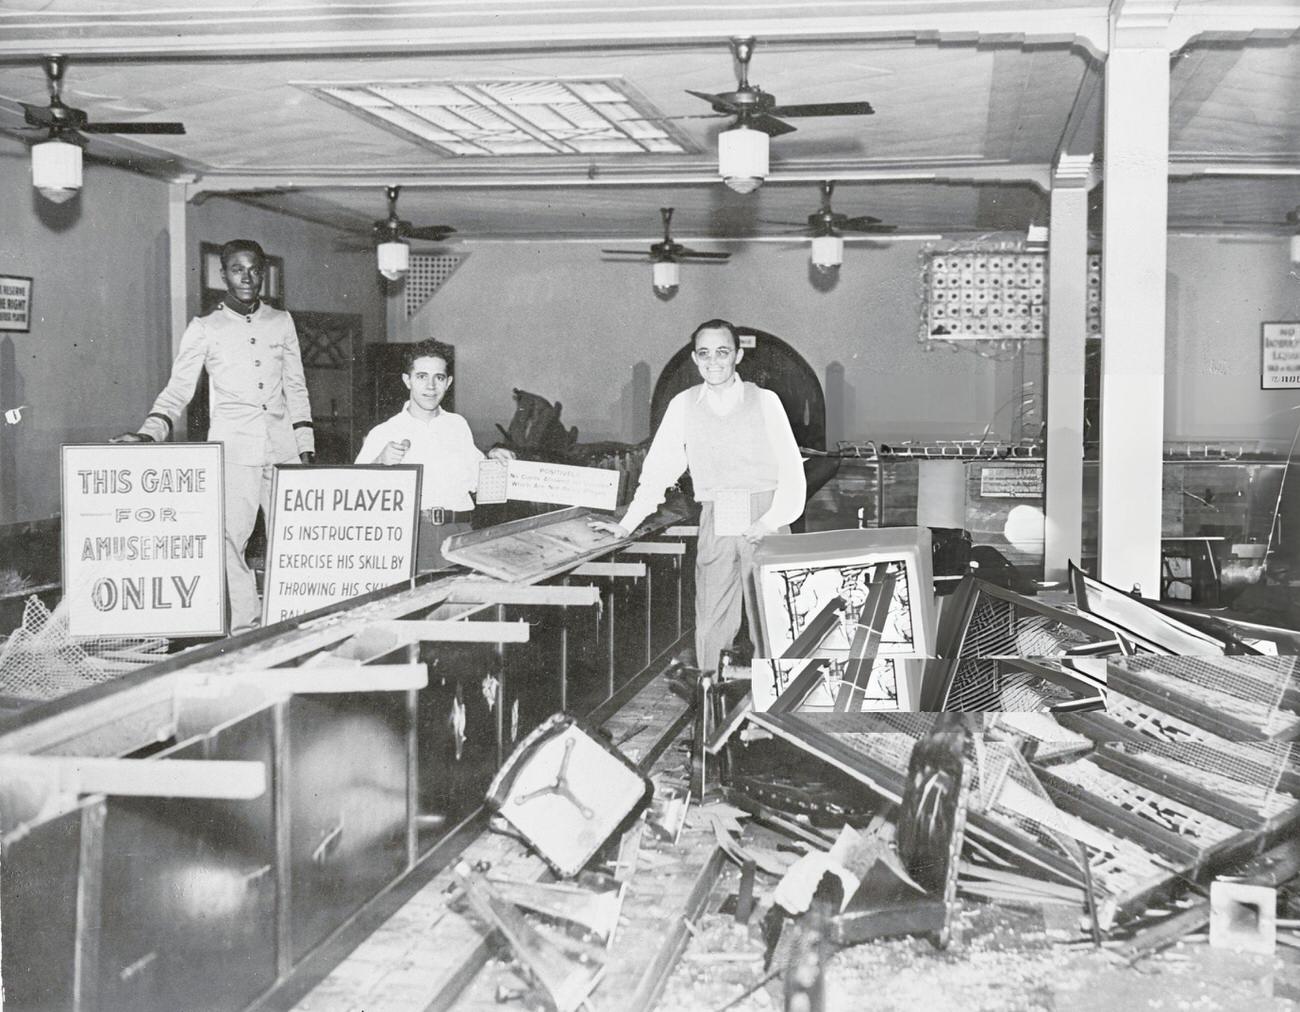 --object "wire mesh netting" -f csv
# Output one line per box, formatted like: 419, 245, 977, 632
0, 595, 168, 702
1099, 739, 1298, 820
943, 659, 1087, 711
956, 591, 1105, 659
1112, 655, 1300, 736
